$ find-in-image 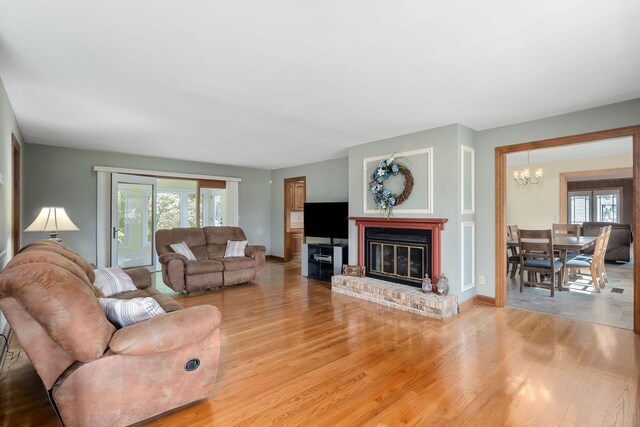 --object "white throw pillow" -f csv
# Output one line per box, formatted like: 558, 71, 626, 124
224, 240, 248, 258
99, 297, 166, 328
170, 241, 197, 261
94, 266, 137, 297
